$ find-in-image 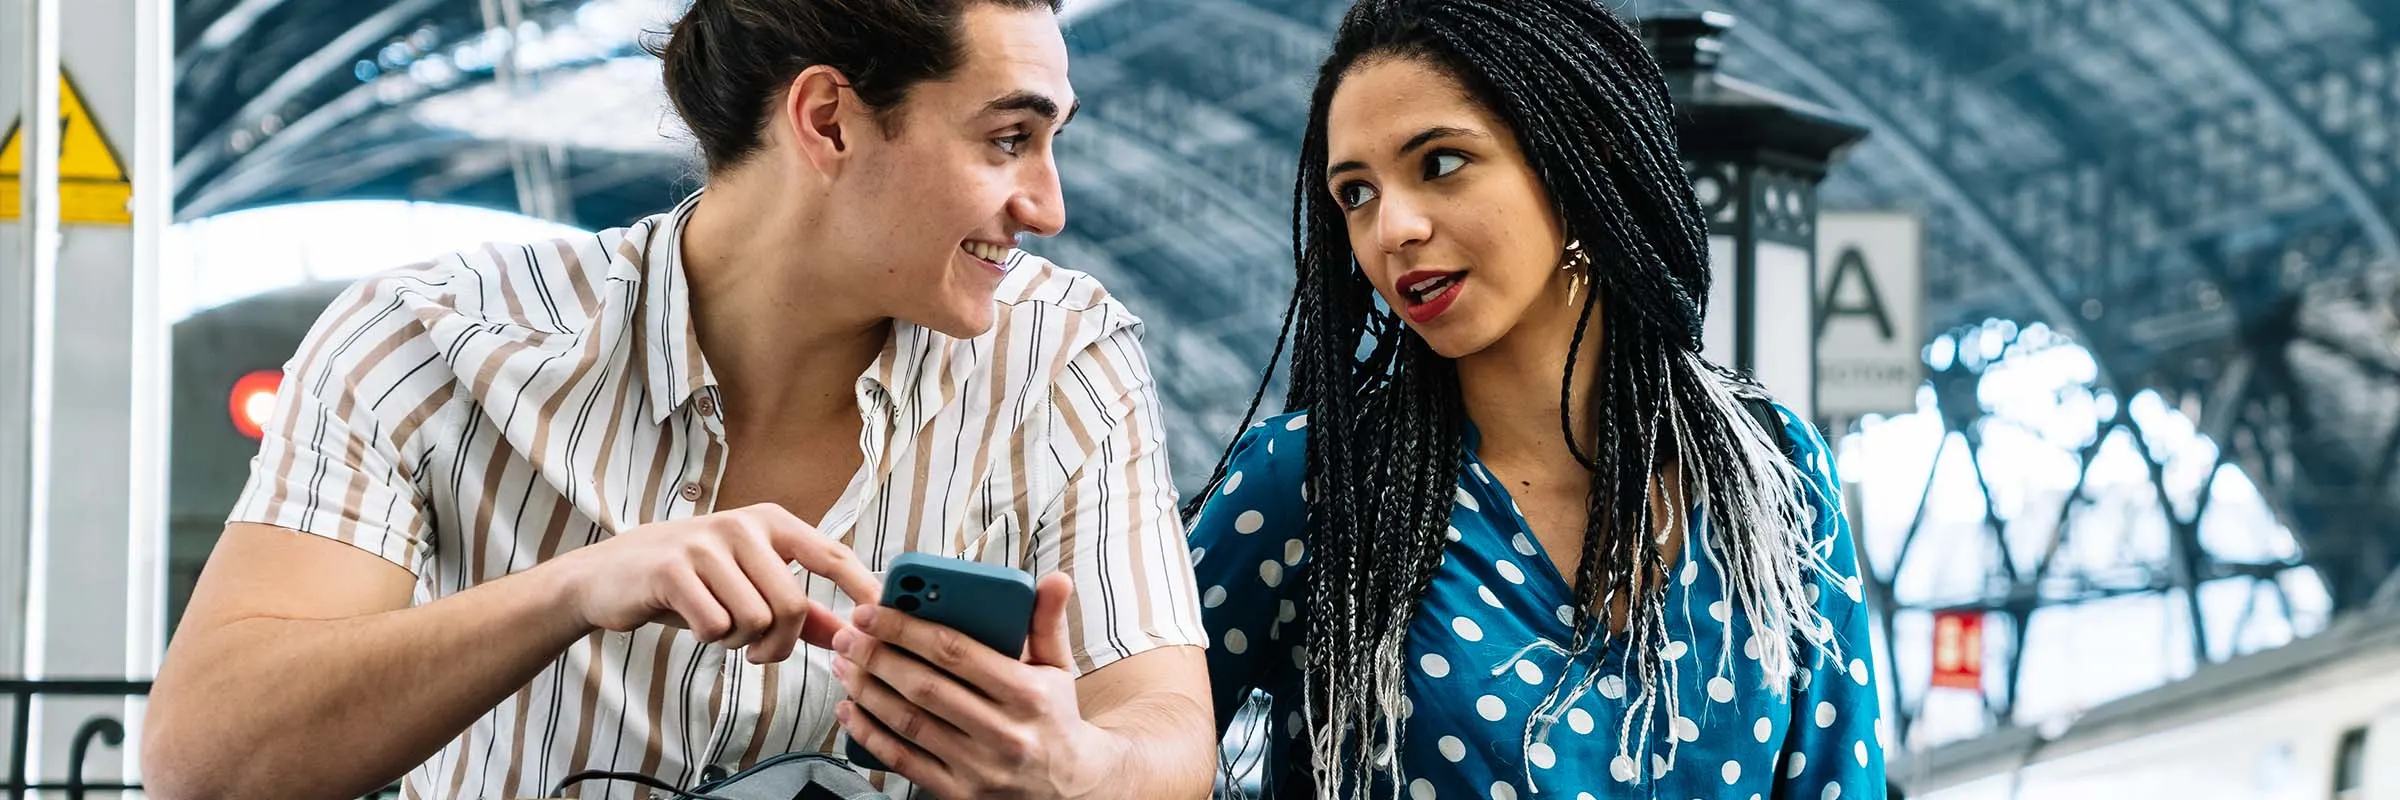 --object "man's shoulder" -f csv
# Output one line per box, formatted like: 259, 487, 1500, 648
339, 225, 645, 333
982, 252, 1146, 352
993, 252, 1133, 318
